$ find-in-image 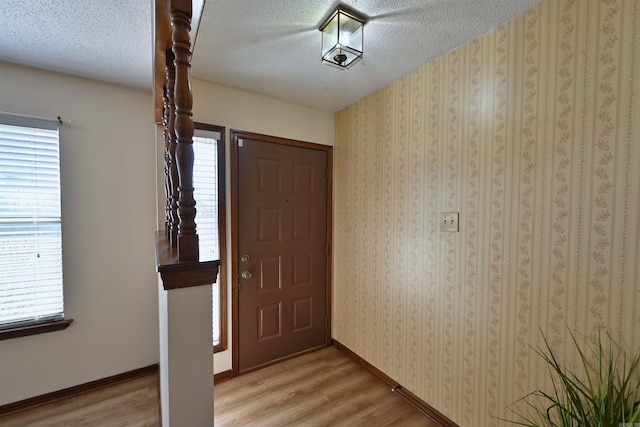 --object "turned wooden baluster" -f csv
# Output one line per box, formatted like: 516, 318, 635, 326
165, 50, 179, 247
171, 0, 198, 261
162, 85, 171, 236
